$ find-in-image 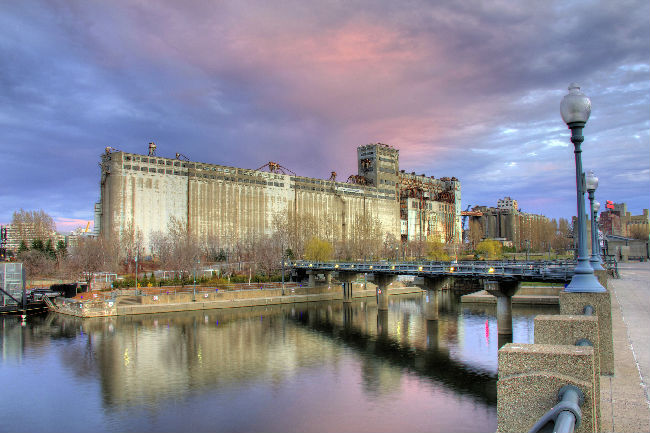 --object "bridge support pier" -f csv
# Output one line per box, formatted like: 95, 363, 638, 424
426, 320, 439, 350
307, 271, 316, 288
418, 277, 449, 321
377, 309, 389, 338
343, 303, 354, 329
337, 272, 359, 303
484, 280, 520, 335
324, 272, 332, 286
374, 274, 397, 311
423, 290, 439, 321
